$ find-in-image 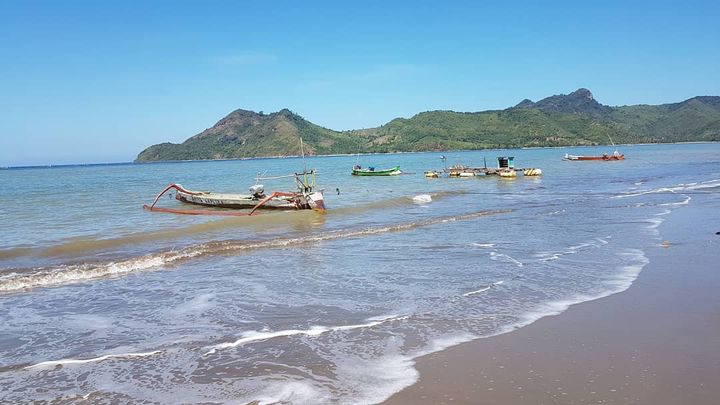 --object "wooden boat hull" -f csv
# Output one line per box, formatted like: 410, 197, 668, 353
351, 166, 402, 176
564, 153, 625, 161
144, 182, 325, 216
175, 190, 297, 209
